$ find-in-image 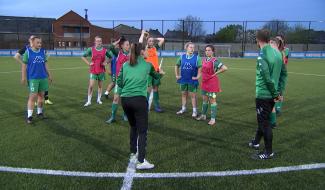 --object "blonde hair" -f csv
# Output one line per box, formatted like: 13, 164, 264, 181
184, 42, 194, 50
